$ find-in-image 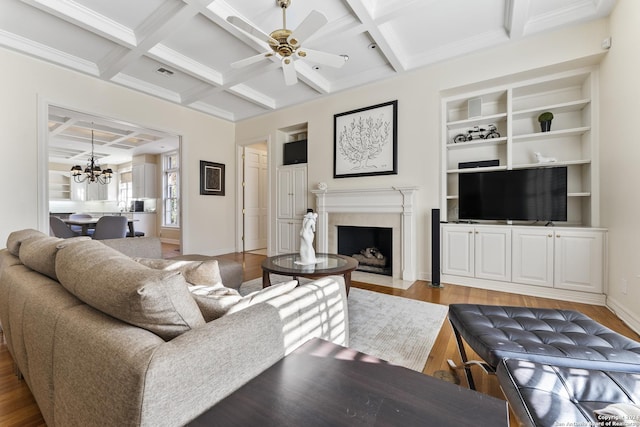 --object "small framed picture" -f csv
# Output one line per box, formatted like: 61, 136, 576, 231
200, 161, 225, 196
334, 100, 398, 178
